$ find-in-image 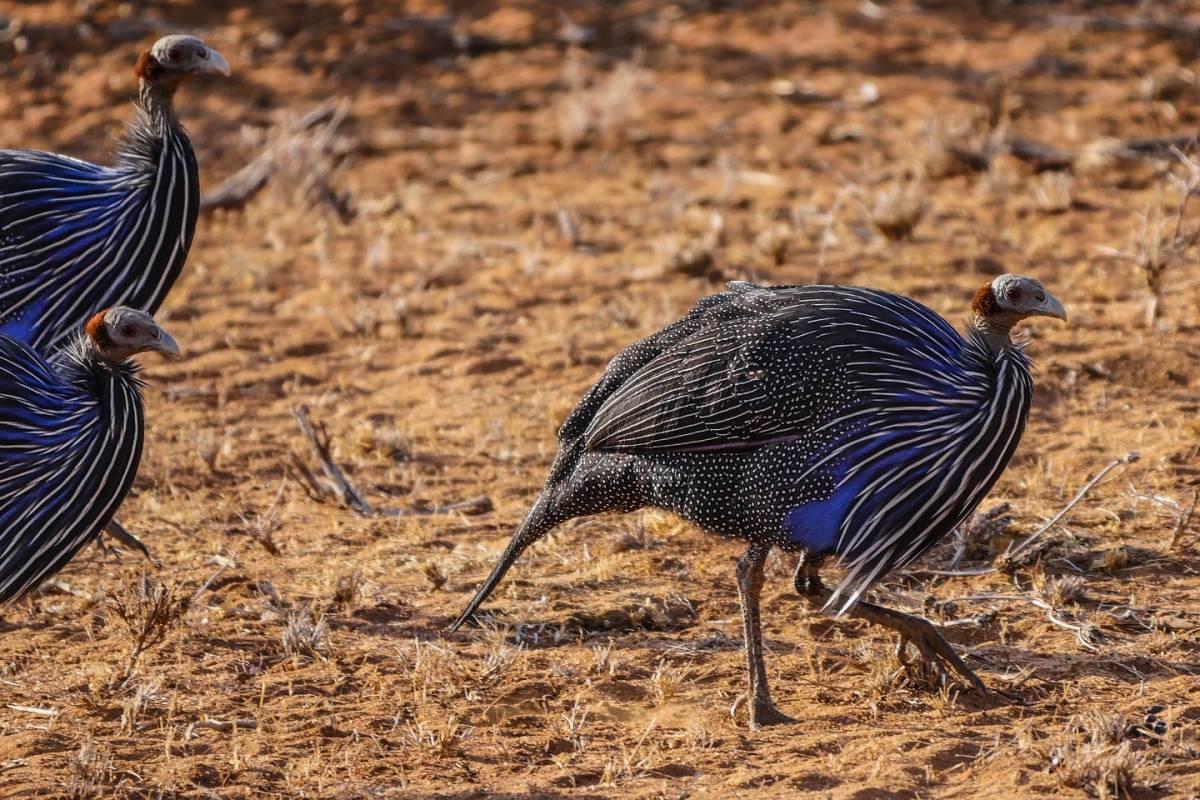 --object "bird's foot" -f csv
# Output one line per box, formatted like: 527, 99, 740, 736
886, 614, 986, 694
750, 699, 797, 729
98, 520, 160, 567
732, 692, 797, 729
